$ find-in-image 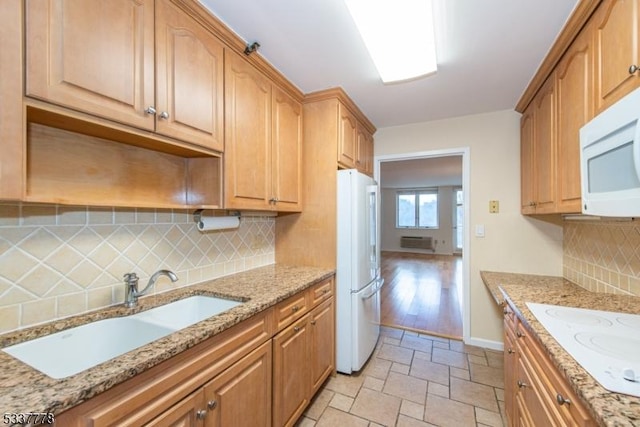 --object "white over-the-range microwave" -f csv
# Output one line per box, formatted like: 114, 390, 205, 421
580, 87, 640, 217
